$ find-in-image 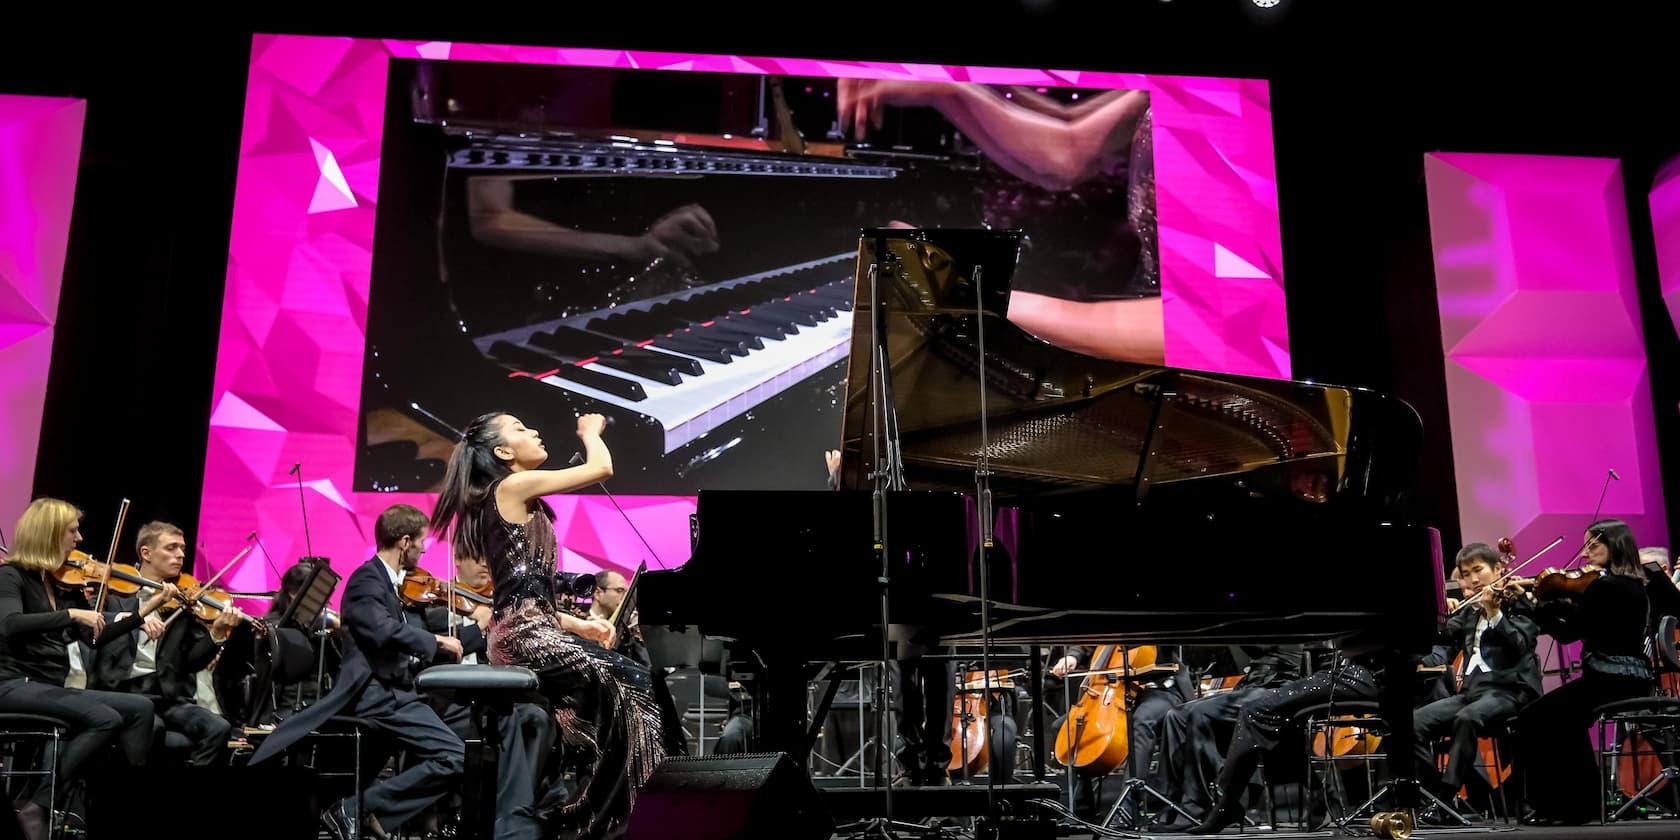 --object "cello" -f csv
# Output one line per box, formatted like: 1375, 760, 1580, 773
946, 669, 1019, 776
1053, 645, 1159, 776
